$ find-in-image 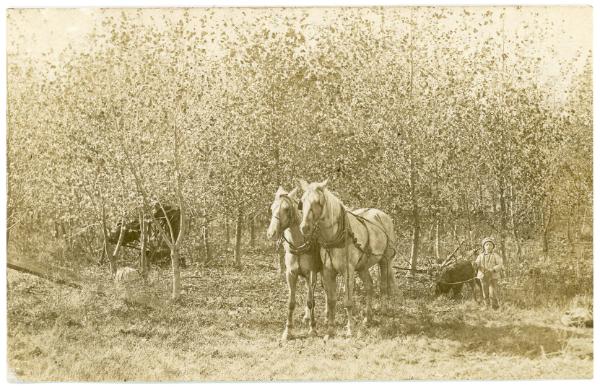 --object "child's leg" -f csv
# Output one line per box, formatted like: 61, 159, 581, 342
481, 277, 490, 306
489, 279, 499, 309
